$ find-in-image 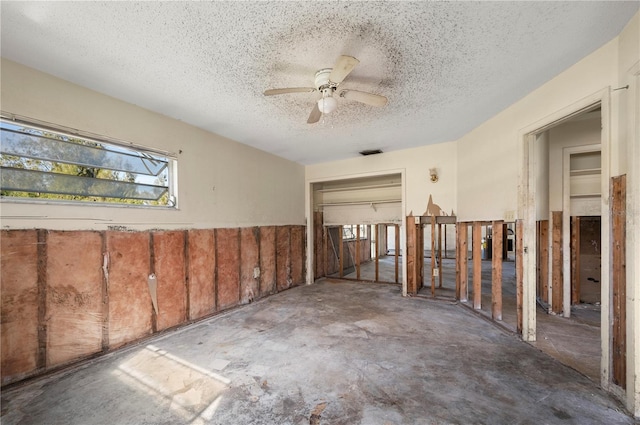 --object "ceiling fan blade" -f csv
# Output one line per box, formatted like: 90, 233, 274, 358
340, 90, 388, 107
329, 55, 360, 84
307, 102, 321, 124
264, 87, 315, 96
